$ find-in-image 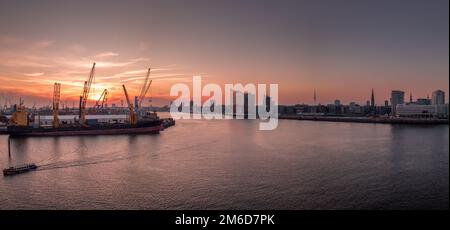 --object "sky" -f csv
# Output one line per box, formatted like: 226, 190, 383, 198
0, 0, 448, 107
